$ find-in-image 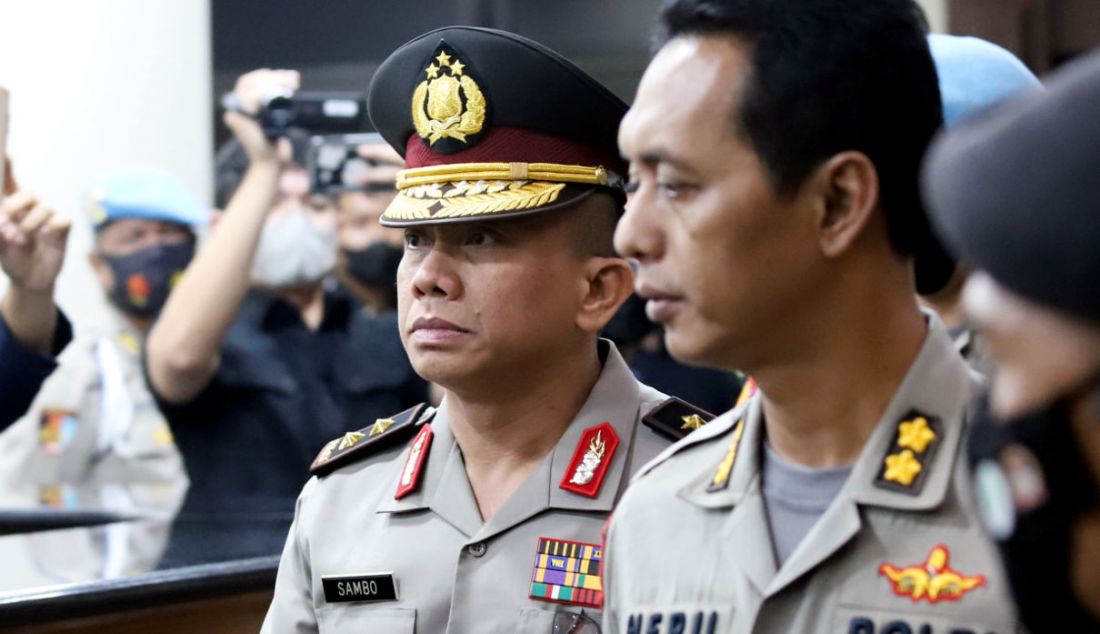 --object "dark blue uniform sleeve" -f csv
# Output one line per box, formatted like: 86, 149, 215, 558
0, 308, 73, 429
